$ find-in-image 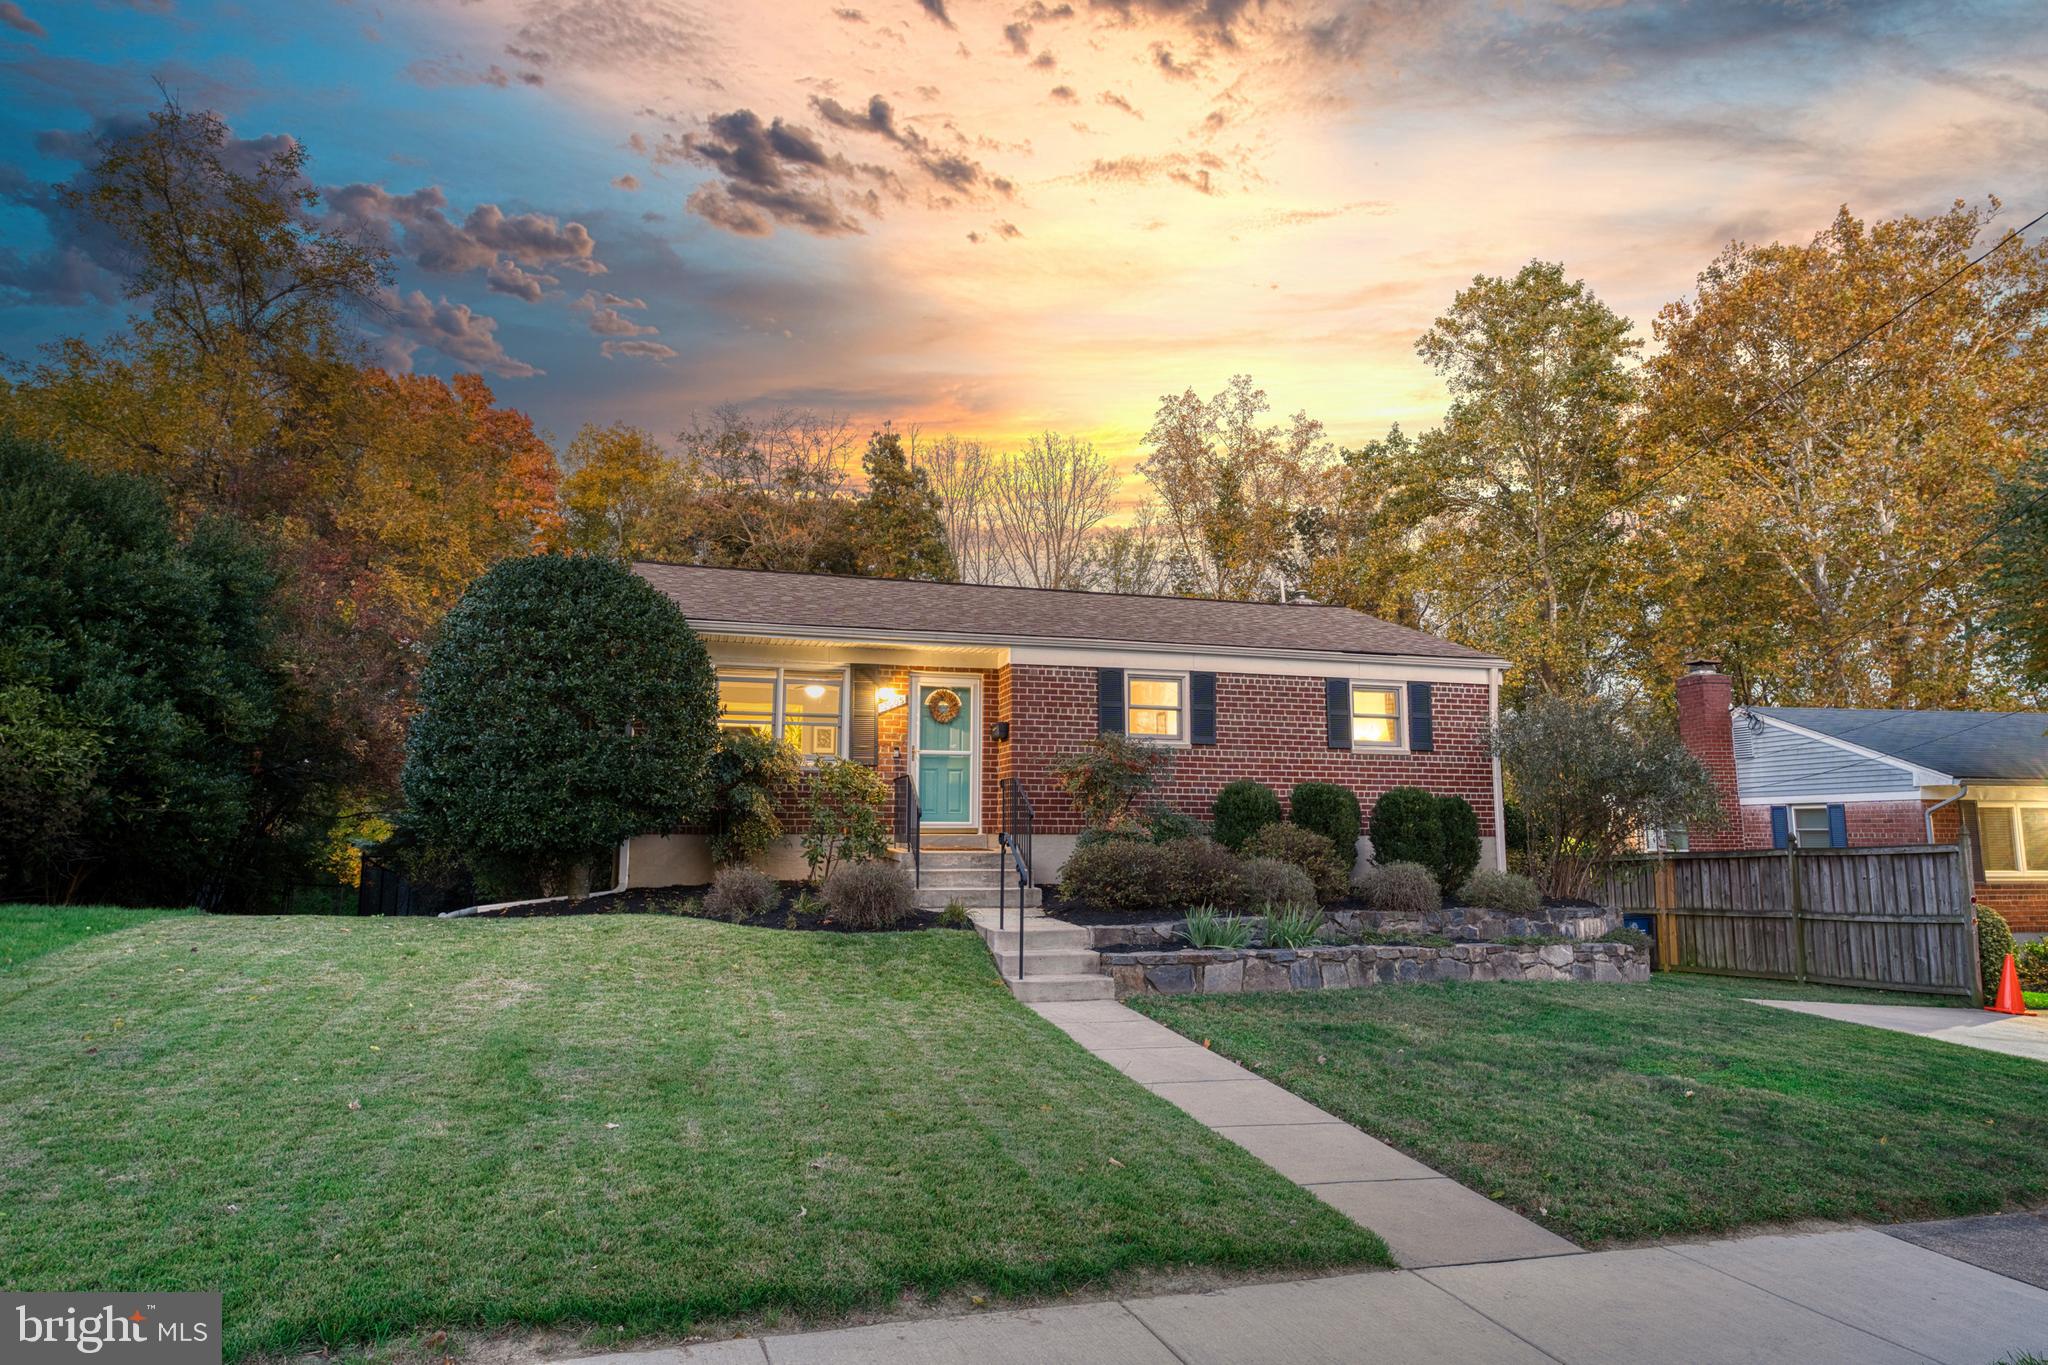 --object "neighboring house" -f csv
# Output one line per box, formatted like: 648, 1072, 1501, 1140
1675, 660, 2048, 931
620, 562, 1510, 886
